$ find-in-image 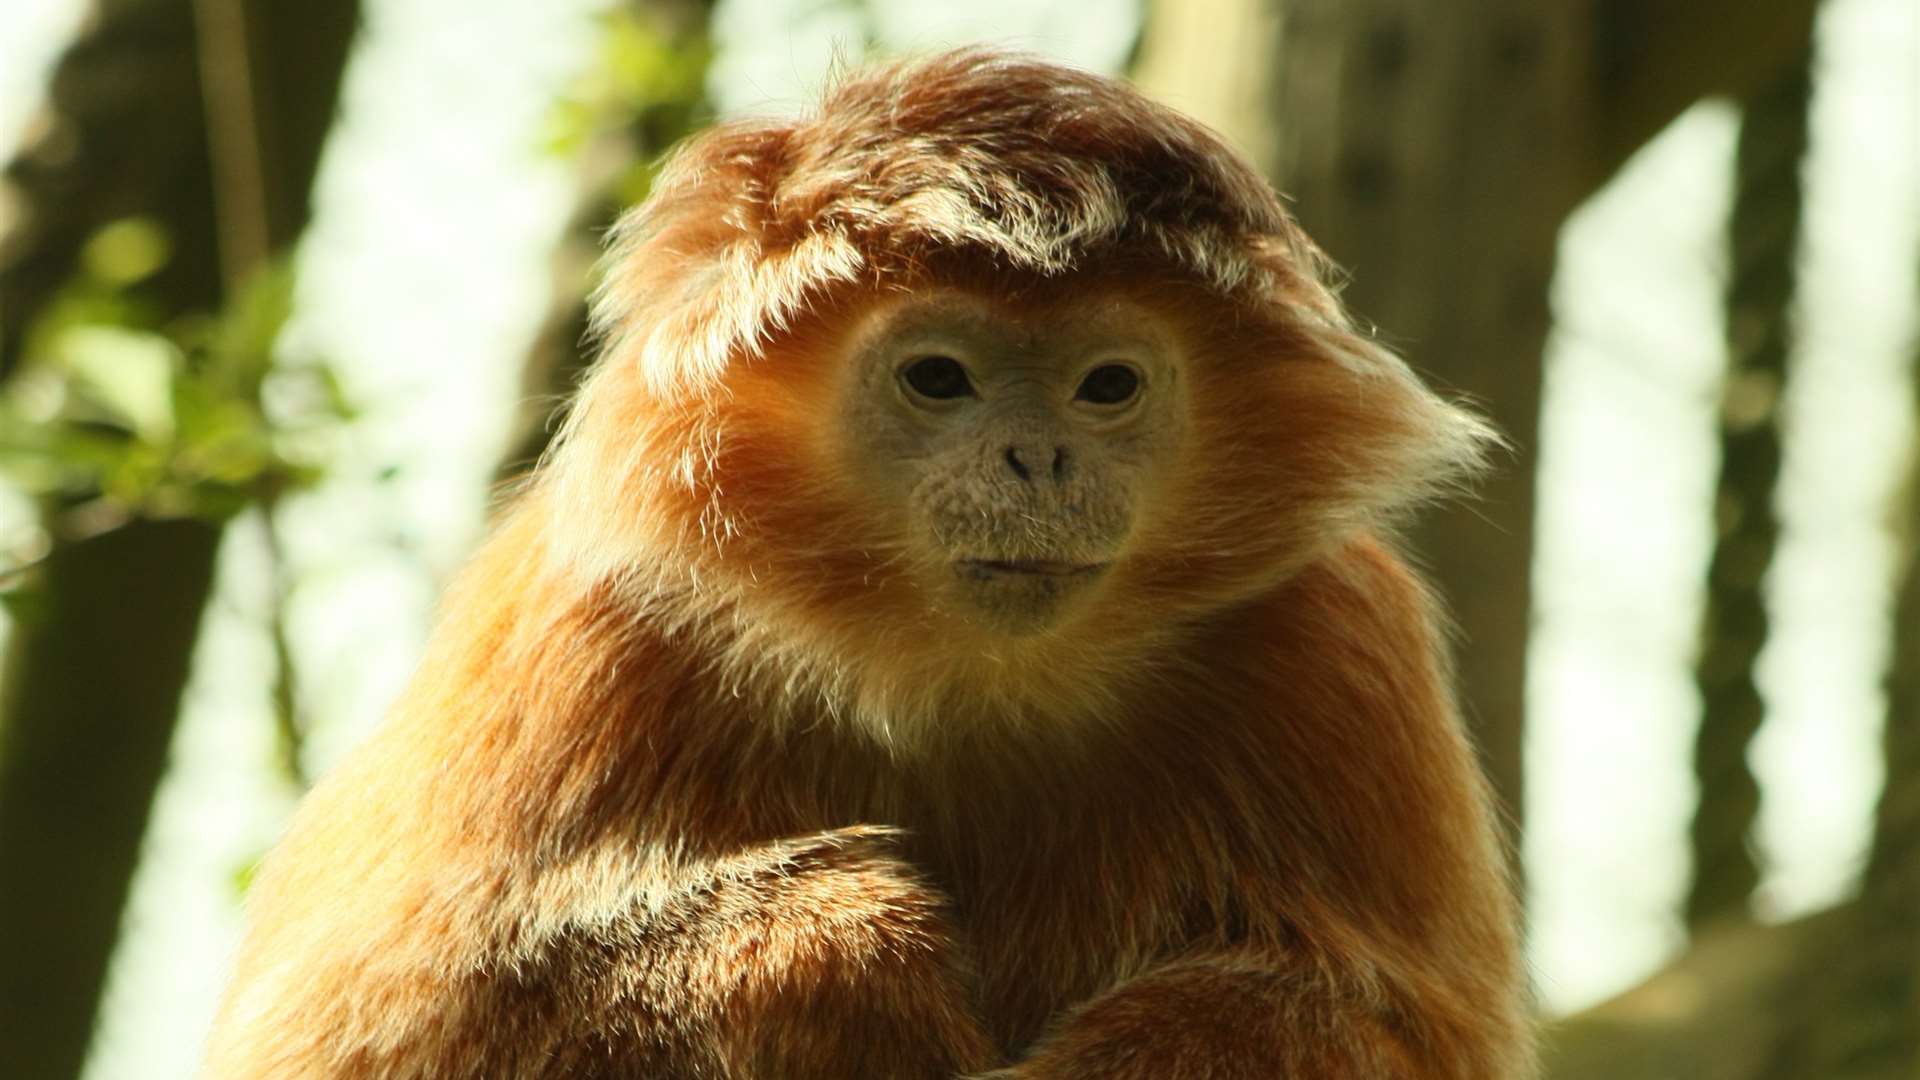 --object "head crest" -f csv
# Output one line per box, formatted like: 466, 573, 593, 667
589, 48, 1345, 398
